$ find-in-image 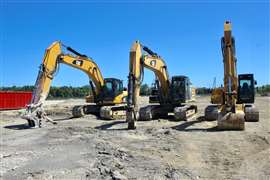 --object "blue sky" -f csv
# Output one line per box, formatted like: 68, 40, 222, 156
1, 1, 269, 88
